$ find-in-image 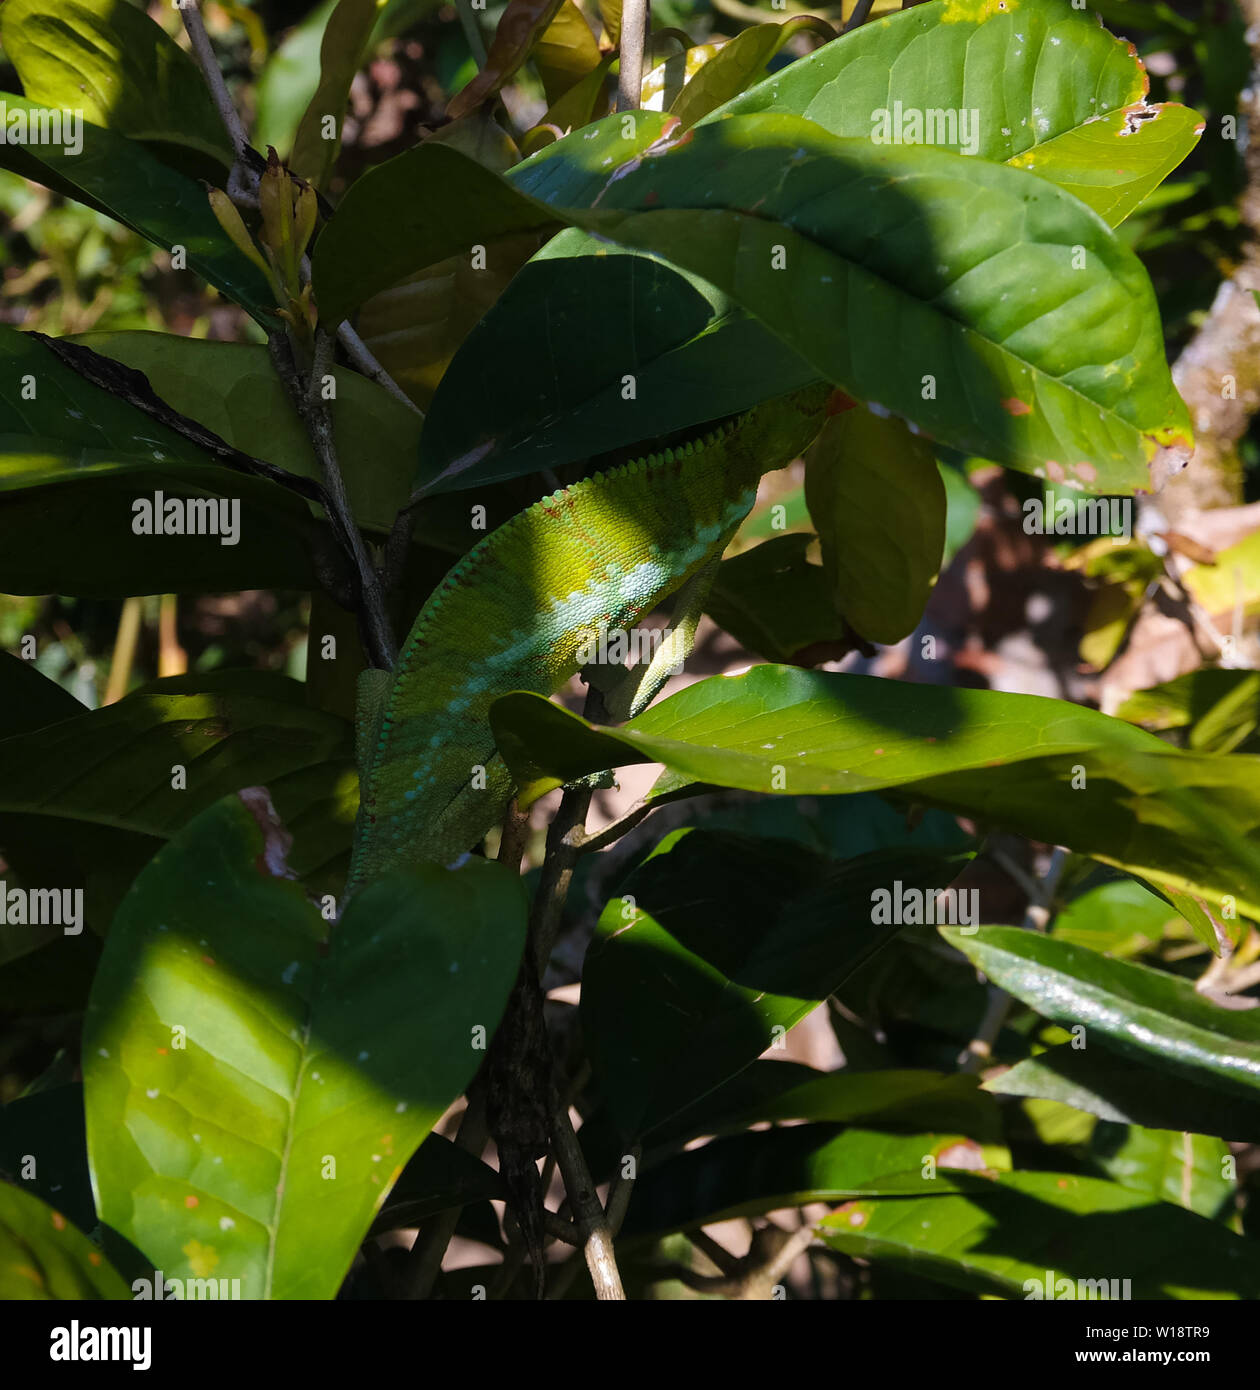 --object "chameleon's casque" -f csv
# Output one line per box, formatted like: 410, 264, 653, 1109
347, 385, 830, 893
